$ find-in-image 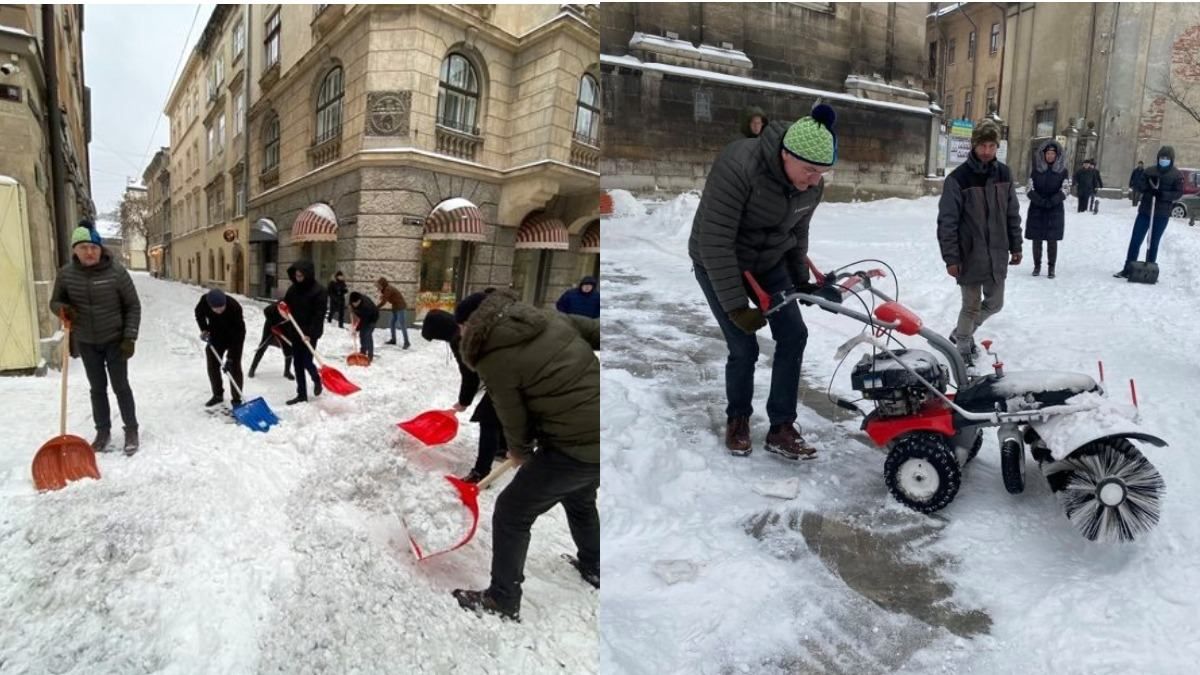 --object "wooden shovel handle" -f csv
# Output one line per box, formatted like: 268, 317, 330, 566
476, 457, 519, 491
59, 314, 70, 437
